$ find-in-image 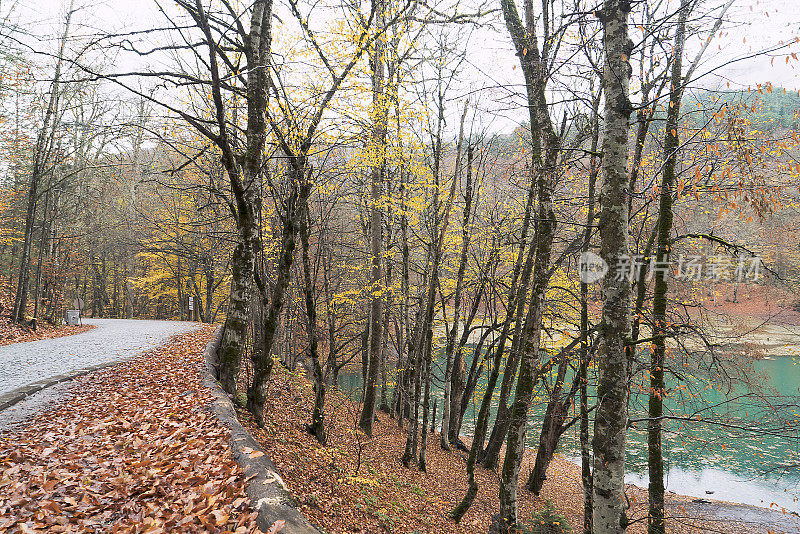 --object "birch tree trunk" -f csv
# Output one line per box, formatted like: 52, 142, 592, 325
593, 1, 634, 532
